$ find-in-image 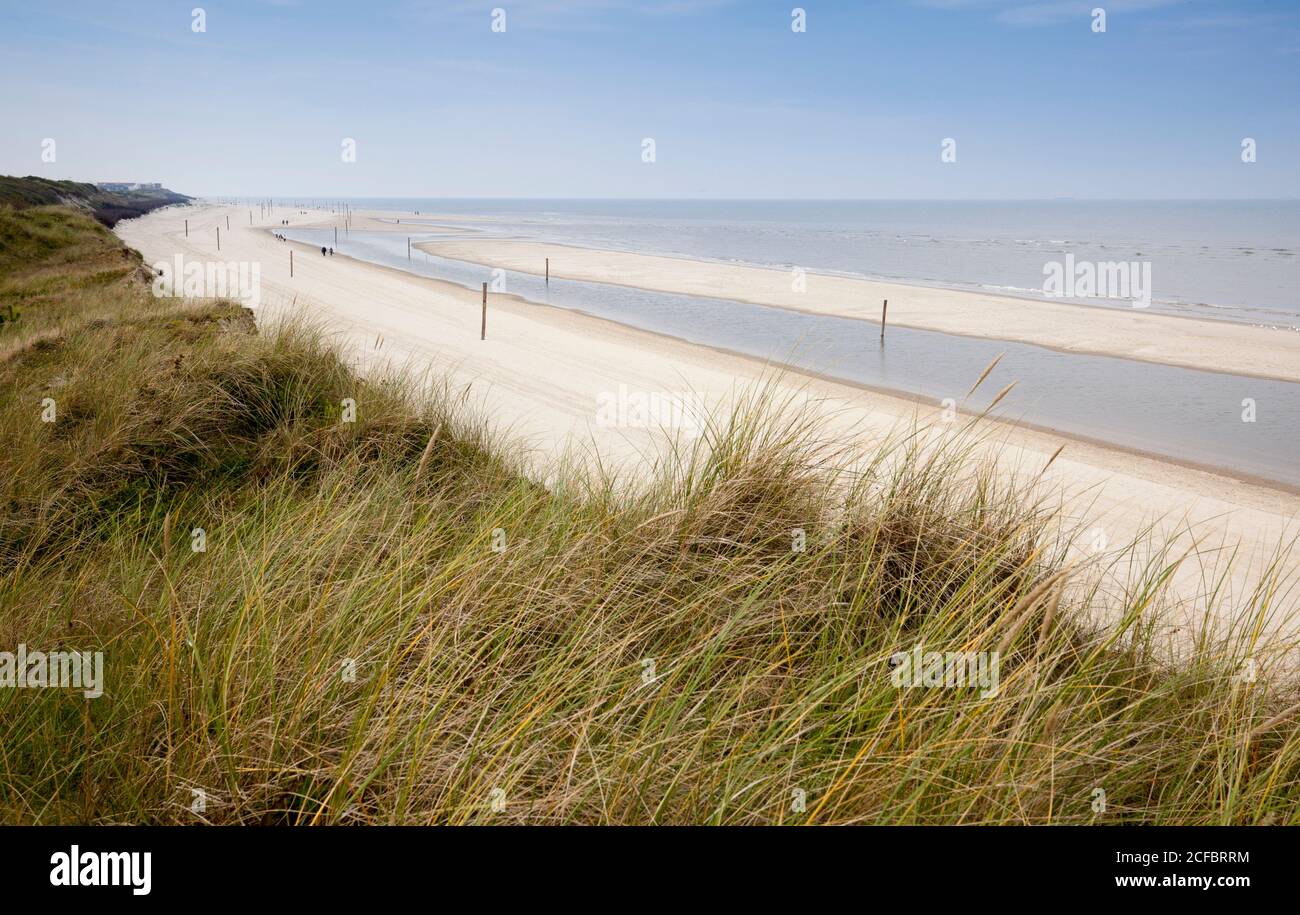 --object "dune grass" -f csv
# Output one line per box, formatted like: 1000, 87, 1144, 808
0, 176, 189, 227
0, 203, 155, 333
1, 205, 1298, 825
